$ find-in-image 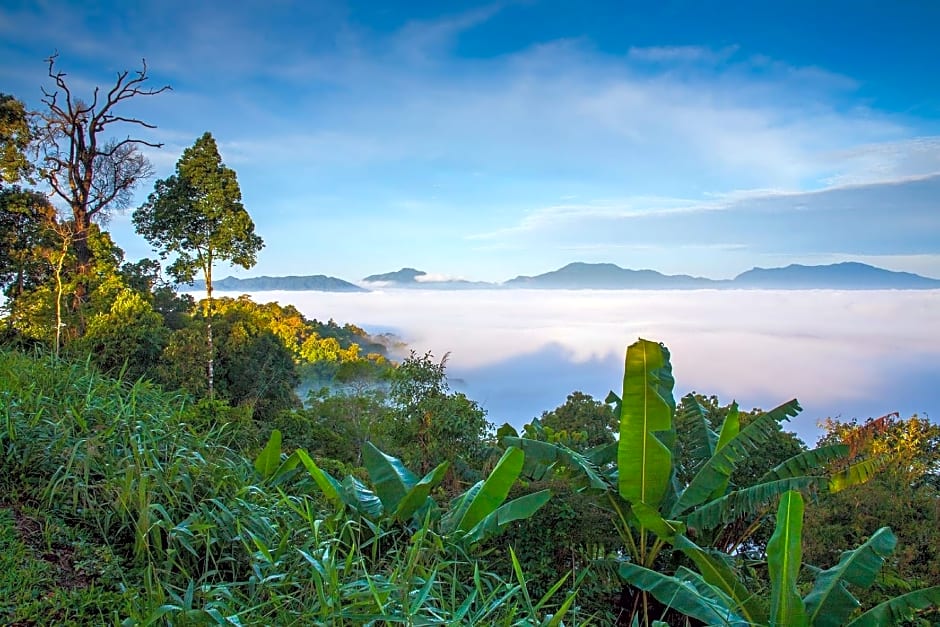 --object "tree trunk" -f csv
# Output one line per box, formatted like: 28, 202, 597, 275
70, 205, 91, 323
205, 259, 214, 399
